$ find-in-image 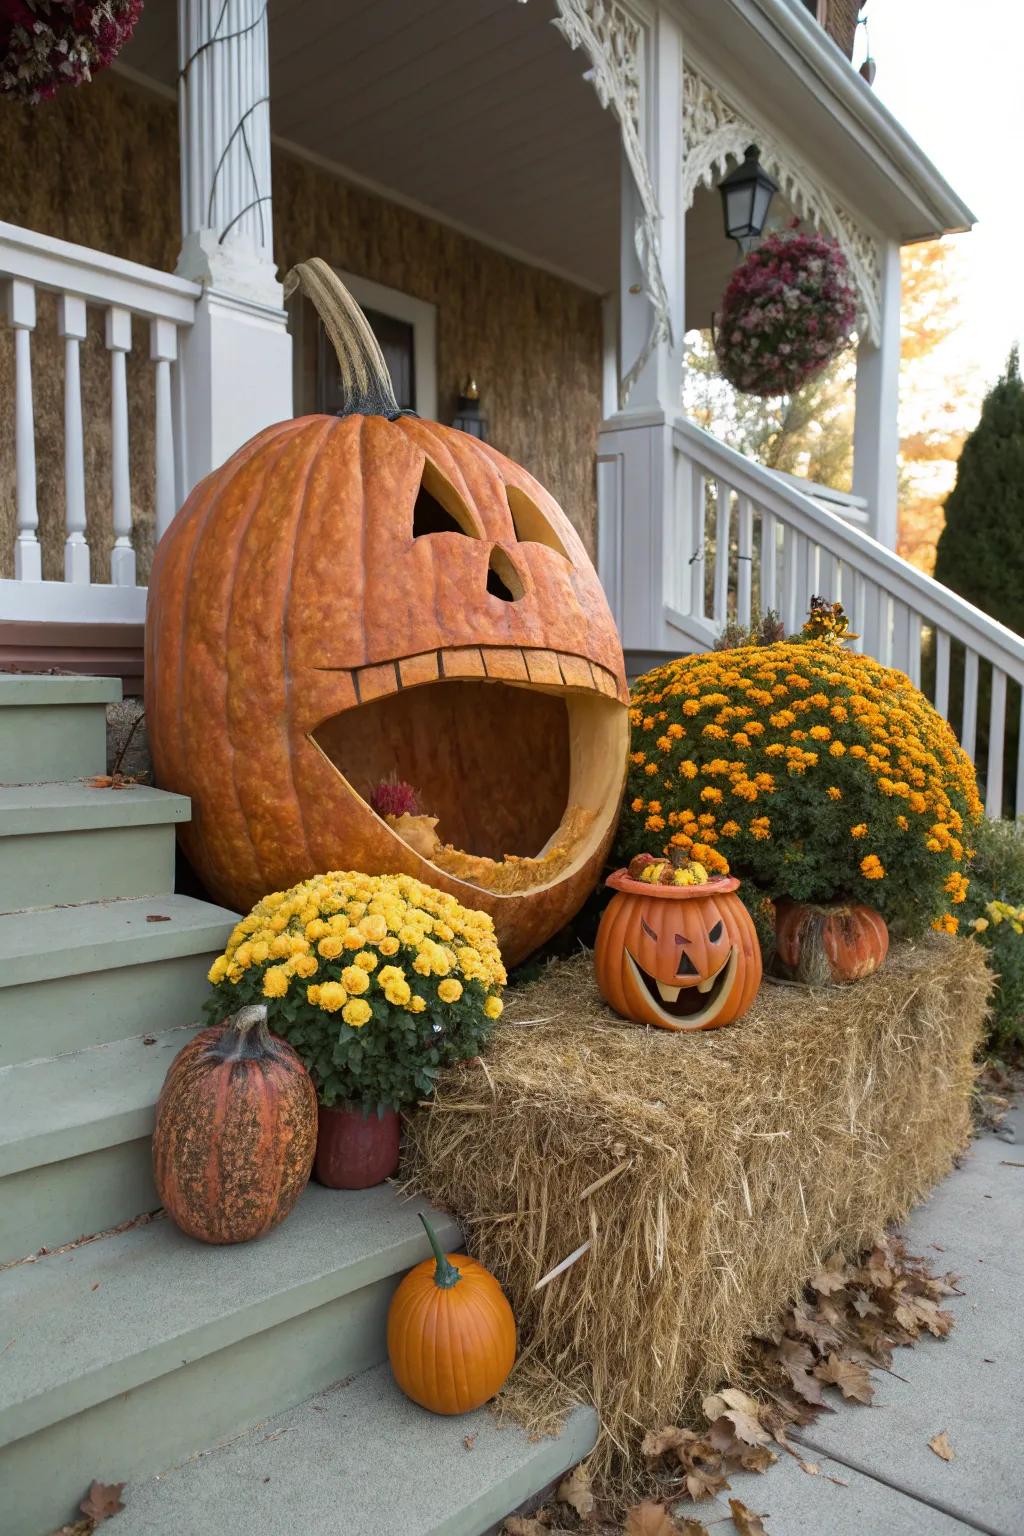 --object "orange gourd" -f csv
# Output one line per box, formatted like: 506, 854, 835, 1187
153, 1004, 317, 1244
145, 260, 628, 968
774, 898, 889, 985
594, 870, 761, 1031
387, 1214, 516, 1415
